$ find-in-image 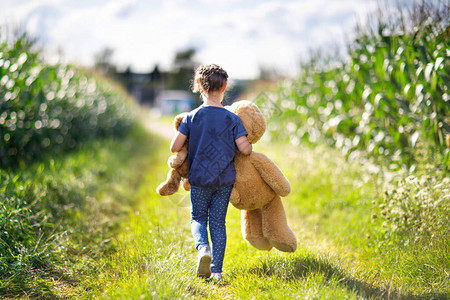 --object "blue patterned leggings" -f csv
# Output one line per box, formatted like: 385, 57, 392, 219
190, 185, 232, 273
